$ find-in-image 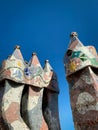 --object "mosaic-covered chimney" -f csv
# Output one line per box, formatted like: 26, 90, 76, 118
64, 32, 98, 130
0, 46, 61, 130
